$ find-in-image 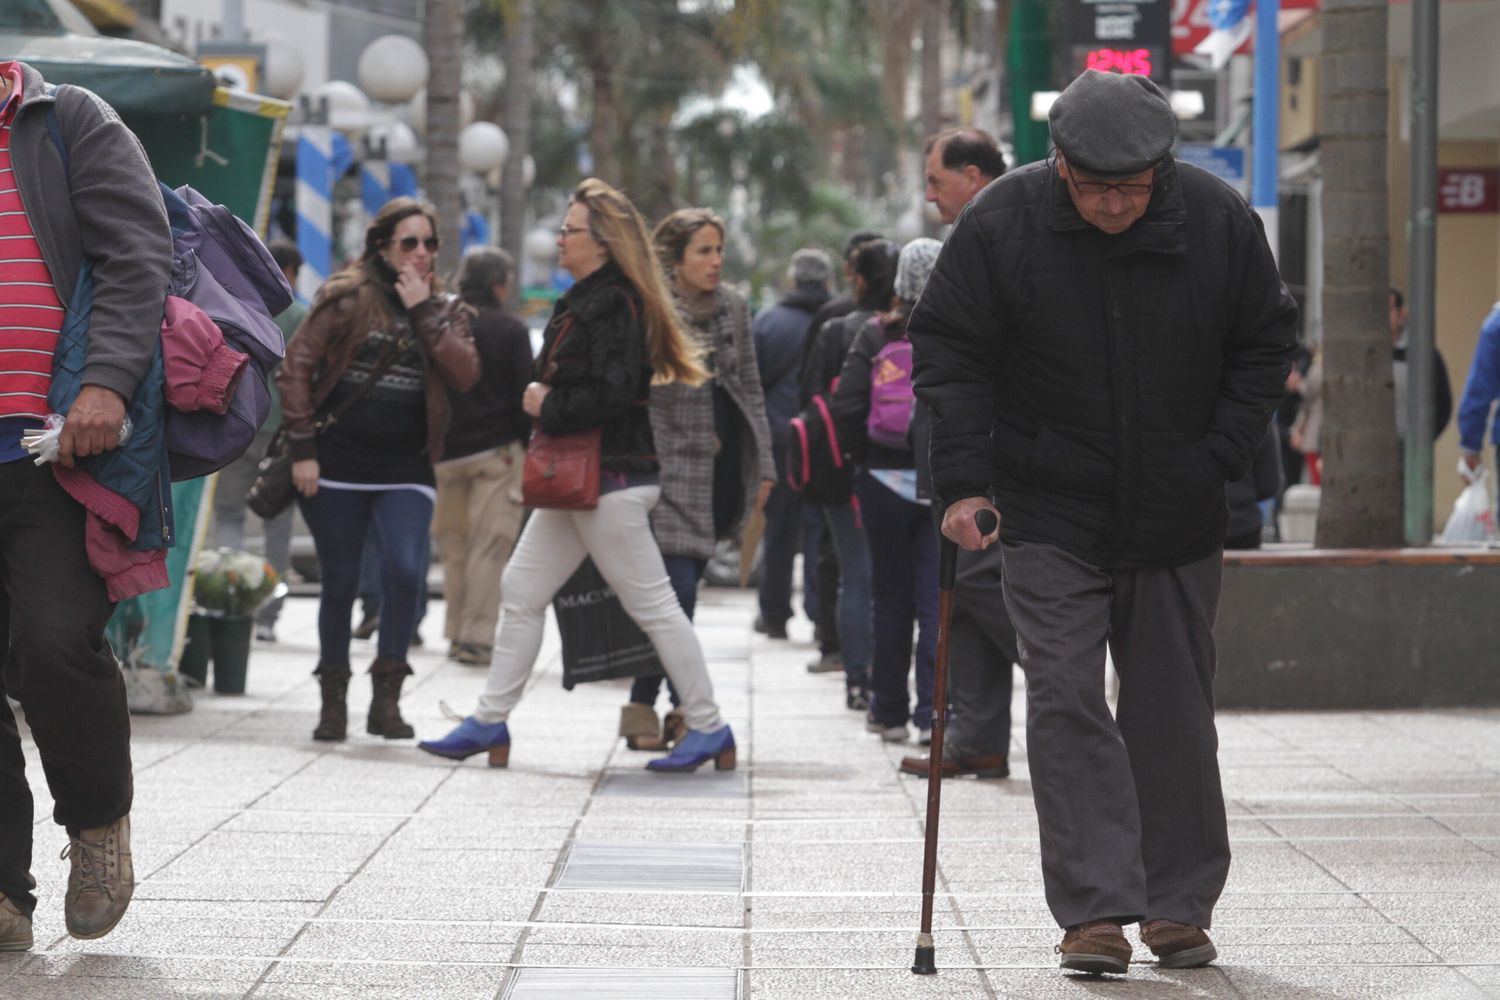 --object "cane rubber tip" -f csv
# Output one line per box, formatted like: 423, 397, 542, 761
912, 945, 937, 975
